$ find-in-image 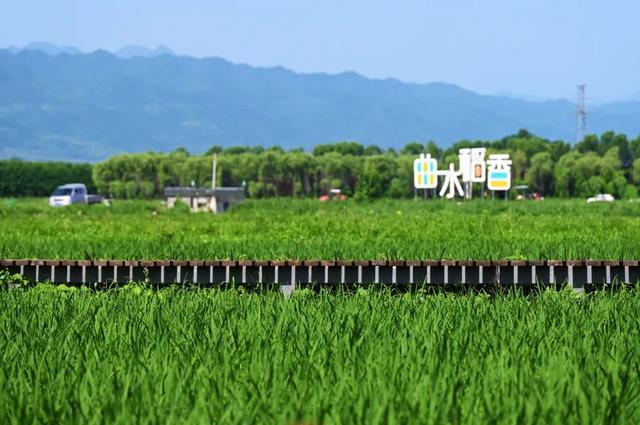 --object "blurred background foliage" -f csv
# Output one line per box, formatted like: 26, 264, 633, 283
2, 129, 640, 200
